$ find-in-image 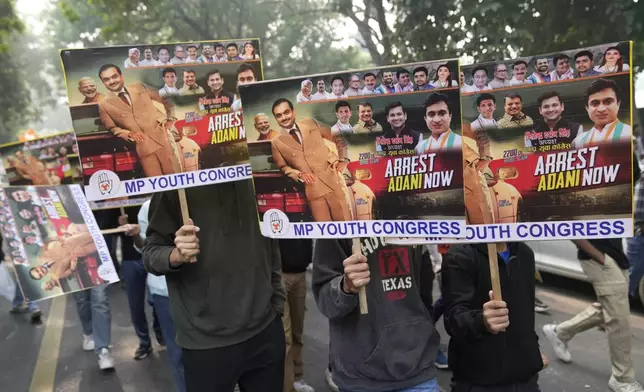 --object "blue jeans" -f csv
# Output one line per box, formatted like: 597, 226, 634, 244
122, 259, 161, 348
627, 235, 644, 298
12, 285, 39, 312
73, 285, 111, 354
152, 294, 186, 392
341, 378, 439, 392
